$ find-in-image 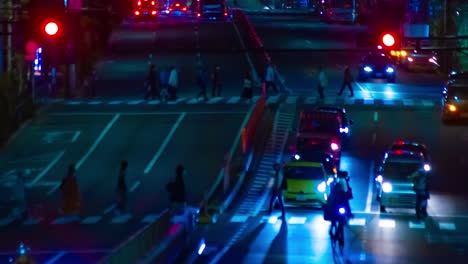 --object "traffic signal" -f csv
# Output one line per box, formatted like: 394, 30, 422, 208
43, 20, 61, 37
380, 33, 396, 48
